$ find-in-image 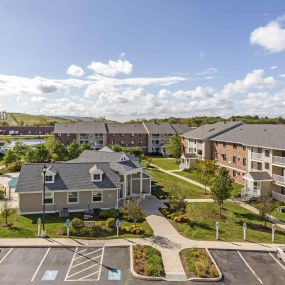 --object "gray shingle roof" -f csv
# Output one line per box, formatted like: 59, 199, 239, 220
143, 122, 176, 134
16, 162, 121, 193
54, 122, 107, 134
106, 123, 147, 134
171, 124, 193, 134
248, 171, 273, 181
211, 124, 285, 150
182, 153, 197, 159
182, 121, 244, 140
